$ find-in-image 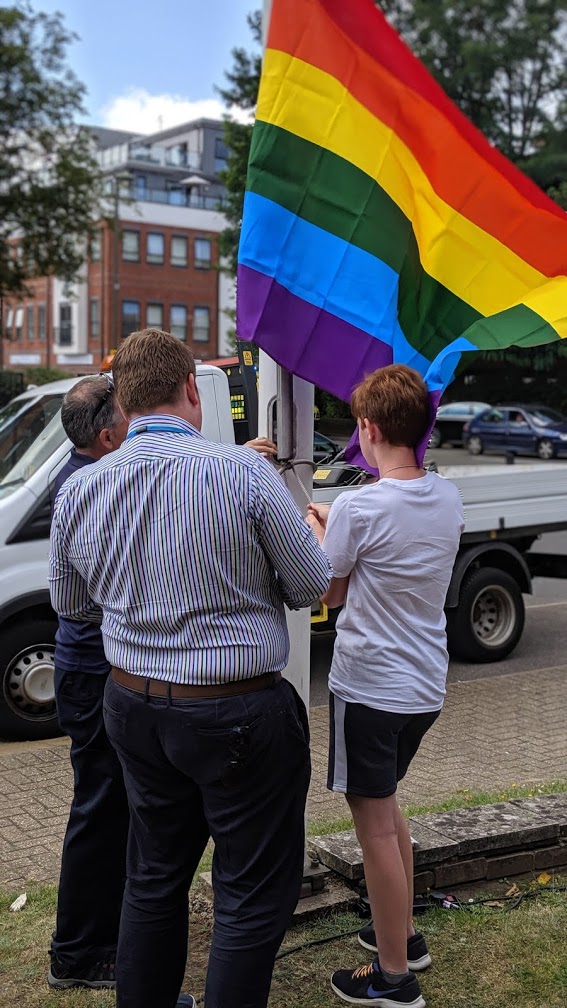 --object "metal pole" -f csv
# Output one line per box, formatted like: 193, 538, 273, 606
111, 180, 120, 349
0, 295, 4, 371
259, 0, 315, 715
